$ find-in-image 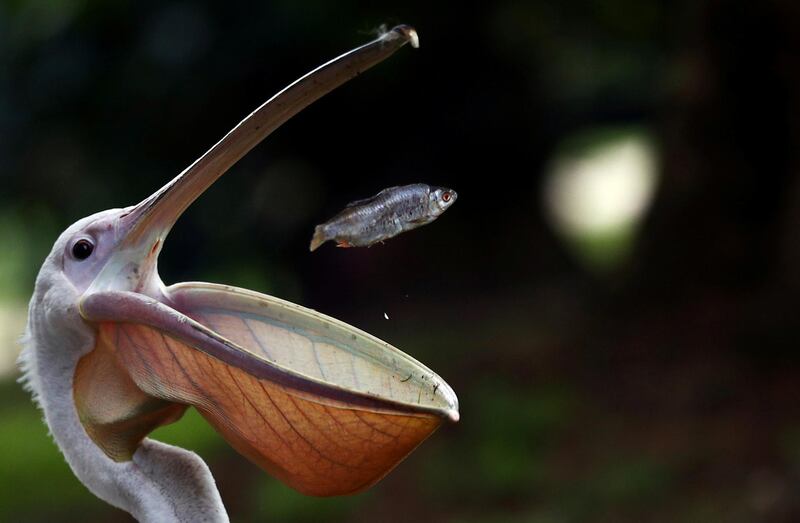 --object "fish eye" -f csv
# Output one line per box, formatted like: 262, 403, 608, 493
442, 191, 451, 203
71, 239, 94, 260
